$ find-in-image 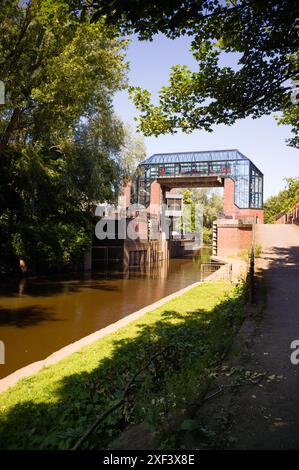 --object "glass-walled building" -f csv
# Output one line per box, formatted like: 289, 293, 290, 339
133, 149, 263, 210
